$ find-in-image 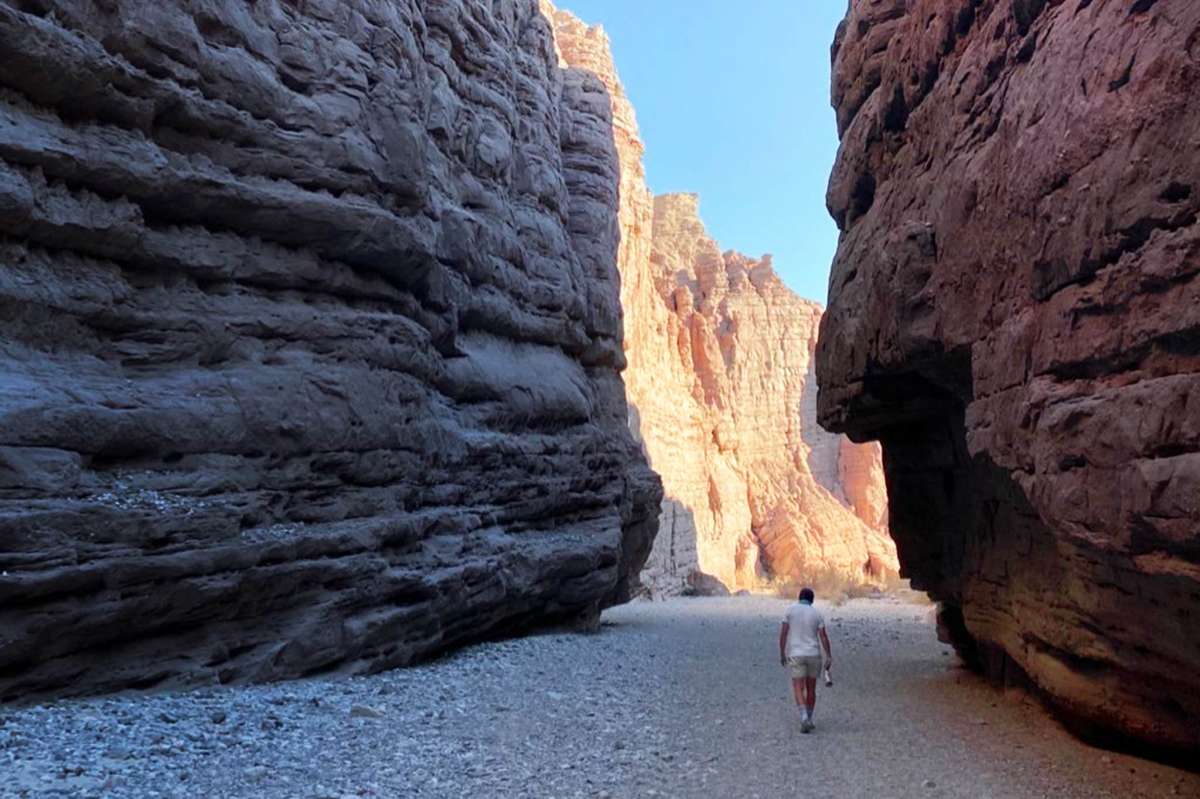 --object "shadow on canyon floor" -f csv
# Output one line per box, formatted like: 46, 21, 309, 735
881, 384, 1199, 764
